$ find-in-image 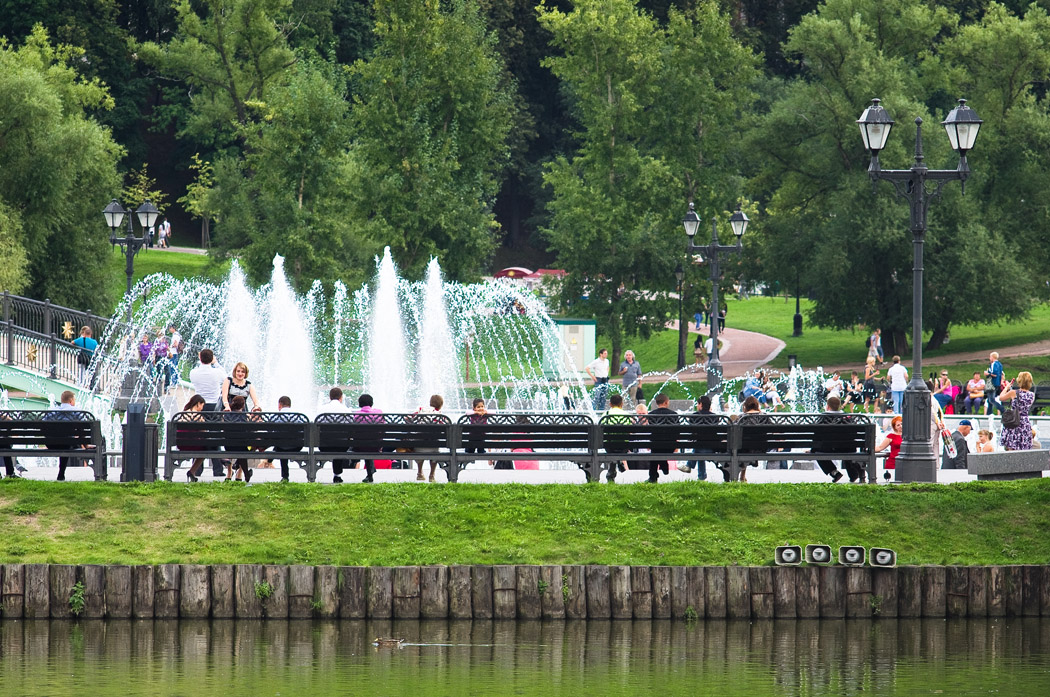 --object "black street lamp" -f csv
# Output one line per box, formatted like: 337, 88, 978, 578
674, 261, 685, 370
792, 267, 803, 337
104, 199, 159, 323
857, 98, 982, 482
683, 202, 749, 396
